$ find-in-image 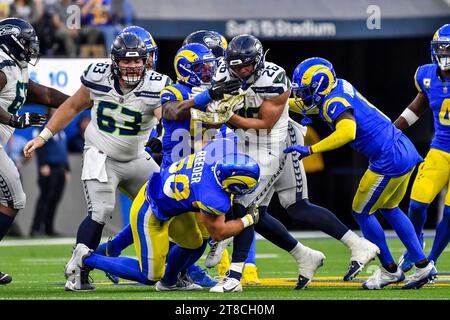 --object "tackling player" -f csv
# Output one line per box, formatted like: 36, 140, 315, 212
285, 57, 437, 290
394, 24, 450, 272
